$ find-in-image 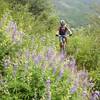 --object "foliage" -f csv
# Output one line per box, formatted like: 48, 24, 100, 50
0, 47, 93, 100
0, 0, 100, 99
67, 25, 100, 71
